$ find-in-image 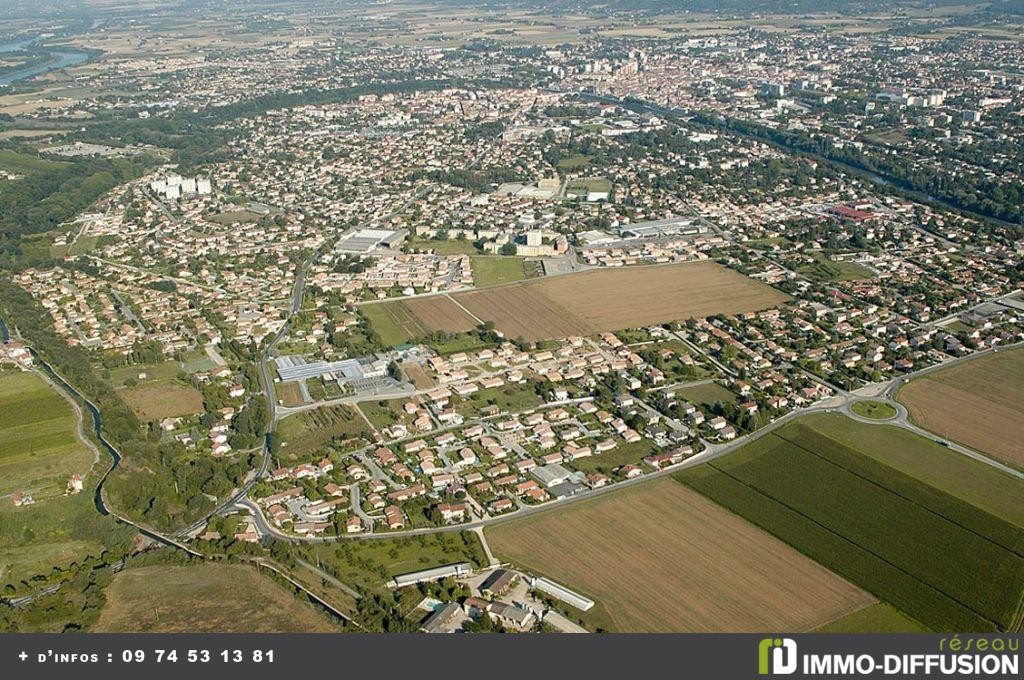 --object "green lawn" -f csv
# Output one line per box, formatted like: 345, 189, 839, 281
565, 177, 612, 193
429, 332, 497, 356
0, 370, 93, 498
677, 381, 737, 406
851, 400, 897, 420
470, 256, 528, 287
815, 604, 929, 633
675, 414, 1024, 632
